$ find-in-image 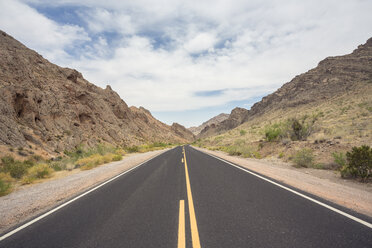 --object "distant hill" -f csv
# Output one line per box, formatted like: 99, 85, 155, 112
188, 113, 229, 135
197, 108, 248, 138
0, 30, 194, 155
